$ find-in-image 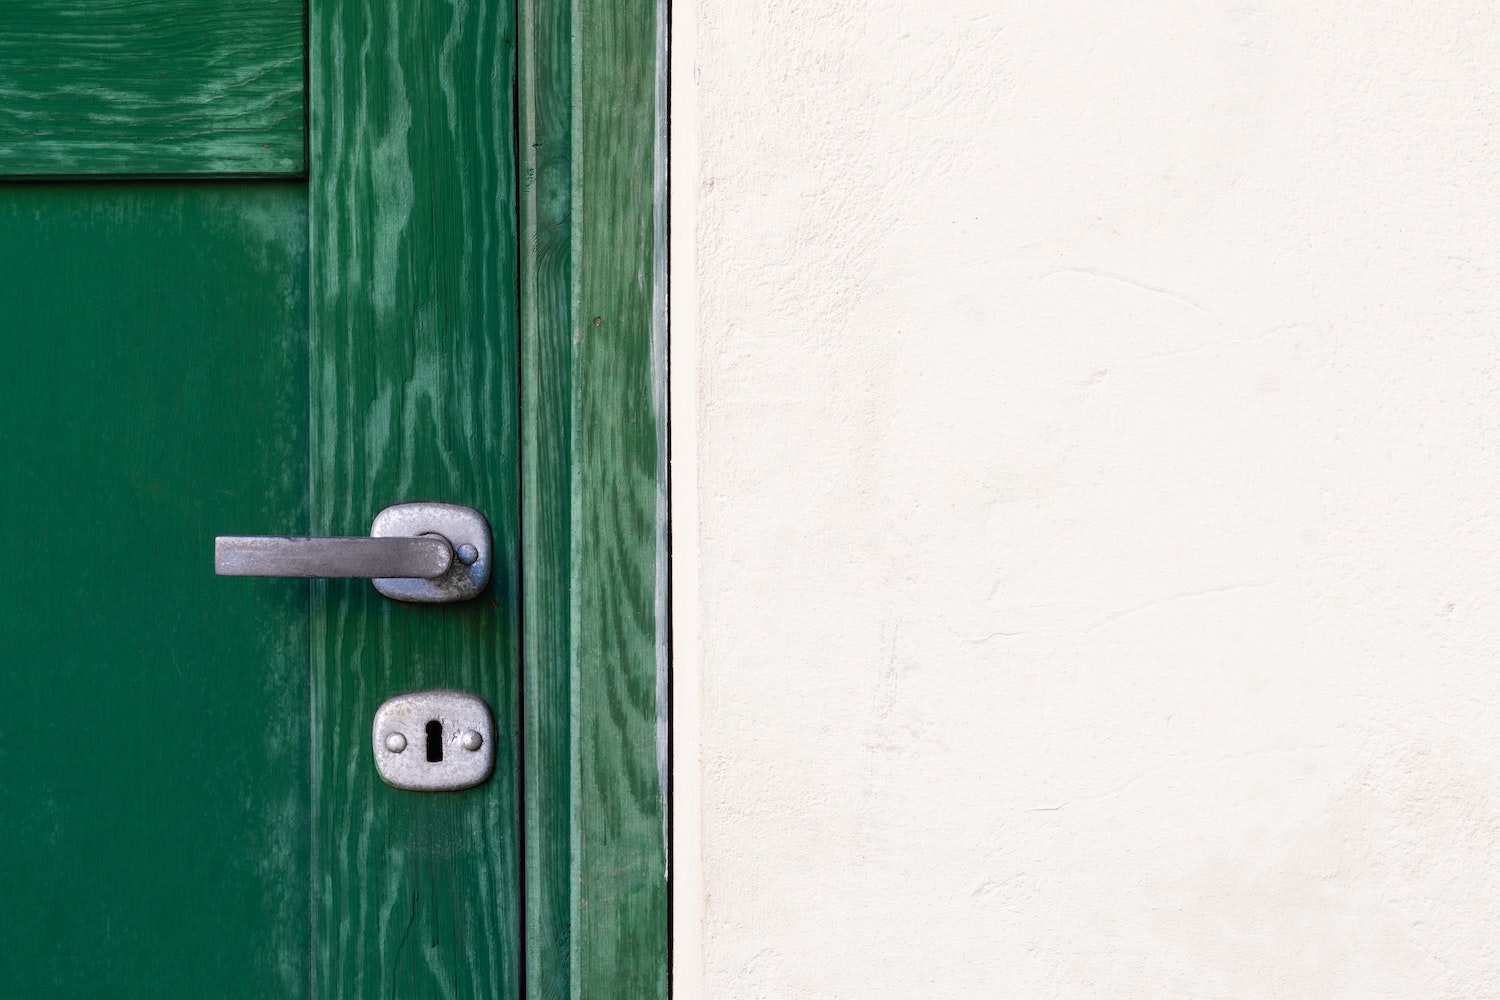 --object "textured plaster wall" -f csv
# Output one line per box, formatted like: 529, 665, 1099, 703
671, 1, 1500, 995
